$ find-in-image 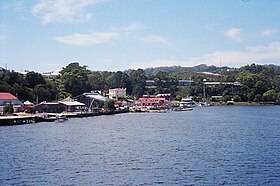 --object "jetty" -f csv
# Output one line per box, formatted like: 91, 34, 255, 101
0, 115, 37, 126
